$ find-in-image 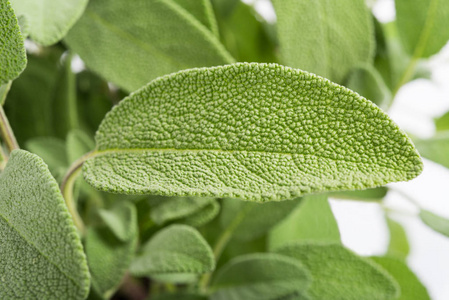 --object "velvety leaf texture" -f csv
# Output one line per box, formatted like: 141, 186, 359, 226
0, 0, 26, 84
64, 0, 234, 92
211, 253, 311, 300
130, 225, 214, 281
276, 242, 400, 300
83, 63, 422, 201
10, 0, 88, 46
0, 150, 90, 299
272, 0, 374, 83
